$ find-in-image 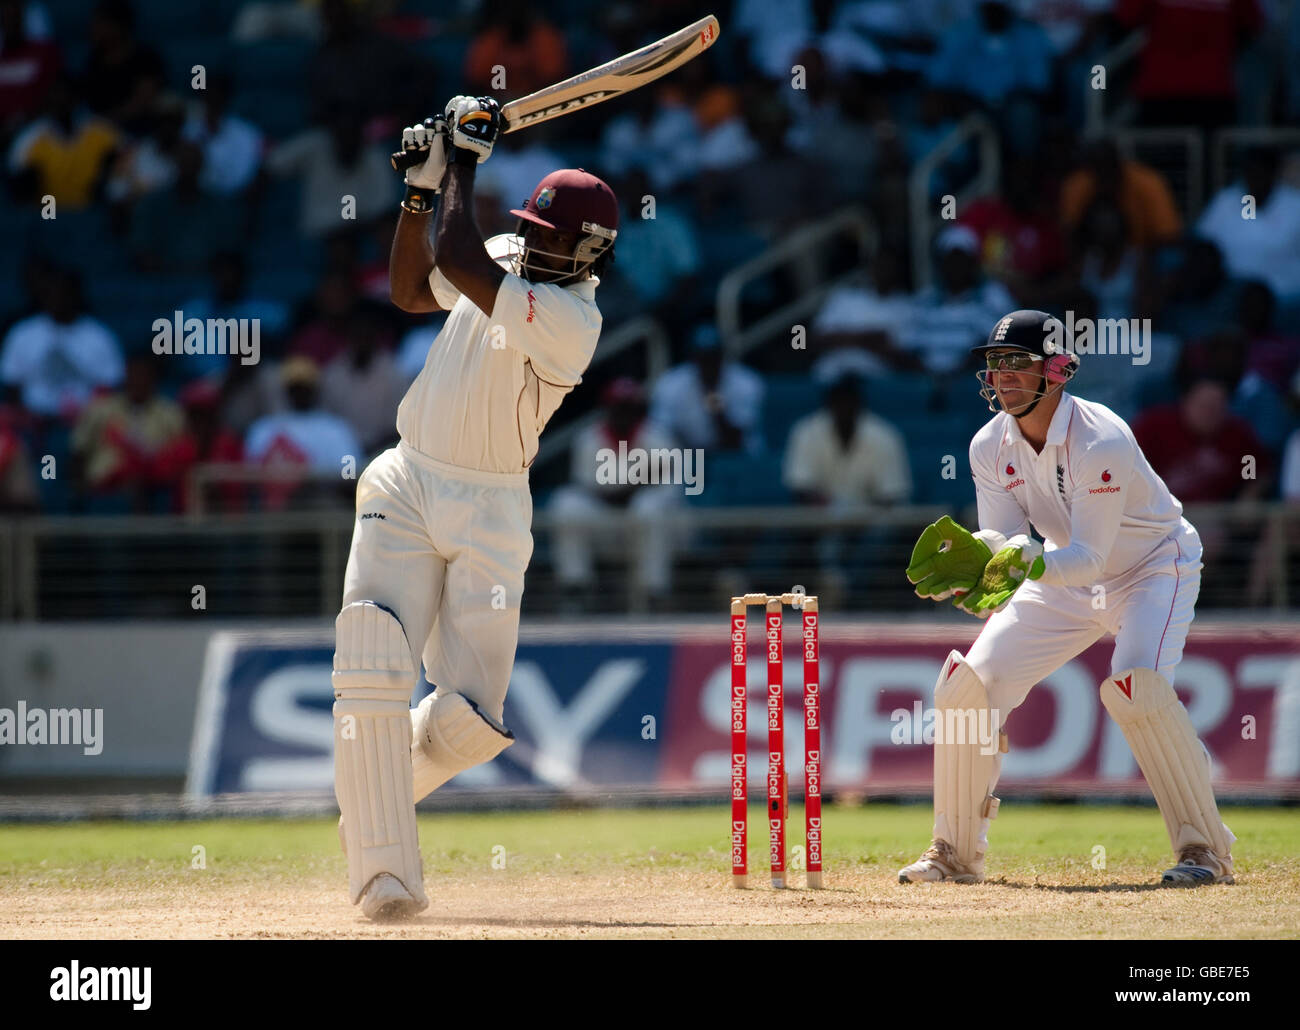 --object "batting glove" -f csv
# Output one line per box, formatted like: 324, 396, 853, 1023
445, 95, 502, 165
401, 116, 448, 190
